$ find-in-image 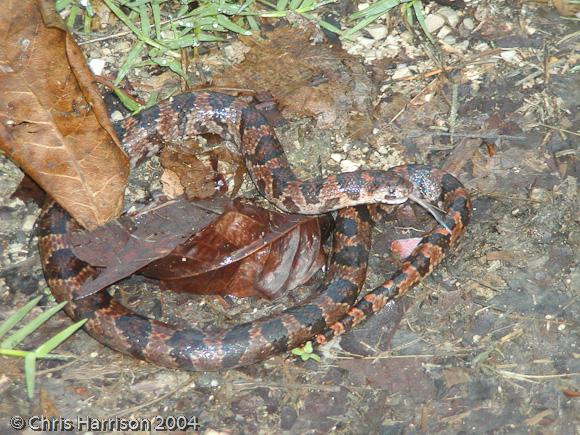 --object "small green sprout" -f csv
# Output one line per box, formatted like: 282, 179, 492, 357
291, 341, 320, 362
